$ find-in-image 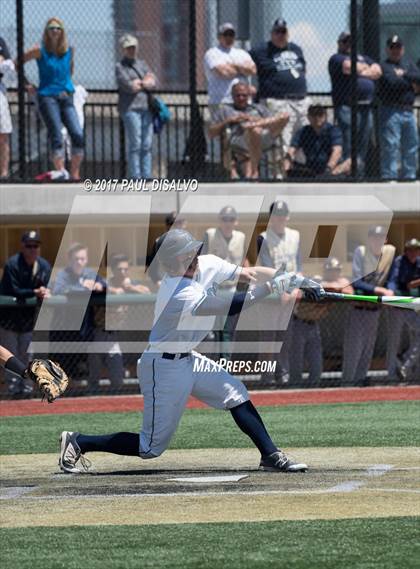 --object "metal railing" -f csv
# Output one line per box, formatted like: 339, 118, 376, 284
0, 293, 415, 399
6, 90, 418, 183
